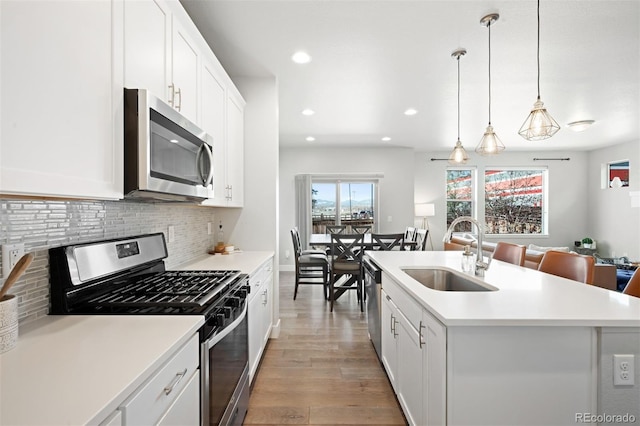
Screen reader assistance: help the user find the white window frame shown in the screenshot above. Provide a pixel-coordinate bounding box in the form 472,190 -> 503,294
446,167 -> 477,228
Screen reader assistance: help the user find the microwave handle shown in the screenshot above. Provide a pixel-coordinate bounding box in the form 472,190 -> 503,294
196,143 -> 214,186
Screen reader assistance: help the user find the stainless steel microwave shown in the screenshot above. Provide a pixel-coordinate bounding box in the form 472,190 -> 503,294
124,88 -> 213,202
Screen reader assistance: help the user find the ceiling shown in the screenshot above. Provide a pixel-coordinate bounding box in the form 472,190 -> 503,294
180,0 -> 639,153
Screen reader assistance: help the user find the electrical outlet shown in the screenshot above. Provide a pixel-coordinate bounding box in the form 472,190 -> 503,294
168,226 -> 175,243
2,243 -> 26,278
613,354 -> 635,386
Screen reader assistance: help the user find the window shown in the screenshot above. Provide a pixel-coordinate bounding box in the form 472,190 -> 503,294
607,160 -> 629,188
446,168 -> 476,231
311,180 -> 377,233
484,168 -> 547,235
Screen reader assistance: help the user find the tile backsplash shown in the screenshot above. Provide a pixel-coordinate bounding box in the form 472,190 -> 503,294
0,199 -> 217,324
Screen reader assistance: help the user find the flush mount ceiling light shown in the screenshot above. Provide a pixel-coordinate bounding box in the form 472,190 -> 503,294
305,136 -> 315,142
476,13 -> 505,156
518,0 -> 560,141
567,120 -> 595,132
301,108 -> 315,116
291,51 -> 311,64
448,48 -> 469,165
381,136 -> 391,142
404,108 -> 418,116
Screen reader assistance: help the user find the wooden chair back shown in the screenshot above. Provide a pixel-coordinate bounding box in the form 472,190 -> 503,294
326,225 -> 347,234
371,233 -> 405,251
413,229 -> 428,251
330,233 -> 365,266
538,250 -> 595,284
404,226 -> 416,243
622,268 -> 640,297
351,225 -> 371,234
493,242 -> 526,266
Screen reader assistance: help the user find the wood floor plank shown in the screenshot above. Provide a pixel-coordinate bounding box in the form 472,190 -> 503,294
246,271 -> 407,425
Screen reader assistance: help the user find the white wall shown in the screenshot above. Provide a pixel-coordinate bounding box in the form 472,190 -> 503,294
414,150 -> 590,250
587,140 -> 640,260
279,146 -> 414,269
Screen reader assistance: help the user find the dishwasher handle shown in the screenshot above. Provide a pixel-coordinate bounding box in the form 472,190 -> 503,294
363,258 -> 381,283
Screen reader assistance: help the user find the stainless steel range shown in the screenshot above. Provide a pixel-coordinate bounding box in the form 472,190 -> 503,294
49,233 -> 249,426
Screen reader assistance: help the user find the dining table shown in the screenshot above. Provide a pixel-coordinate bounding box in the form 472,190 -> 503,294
308,233 -> 416,303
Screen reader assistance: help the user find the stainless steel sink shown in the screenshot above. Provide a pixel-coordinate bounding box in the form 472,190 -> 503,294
401,268 -> 497,292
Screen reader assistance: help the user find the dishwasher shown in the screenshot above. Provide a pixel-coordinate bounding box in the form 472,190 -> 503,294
363,257 -> 382,360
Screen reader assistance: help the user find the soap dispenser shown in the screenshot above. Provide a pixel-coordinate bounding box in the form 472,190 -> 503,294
217,221 -> 224,245
461,245 -> 475,273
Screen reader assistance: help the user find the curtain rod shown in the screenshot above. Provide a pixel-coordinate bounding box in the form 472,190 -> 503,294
533,157 -> 570,161
430,158 -> 449,161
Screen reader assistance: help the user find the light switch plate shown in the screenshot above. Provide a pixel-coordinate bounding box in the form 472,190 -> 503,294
613,354 -> 635,386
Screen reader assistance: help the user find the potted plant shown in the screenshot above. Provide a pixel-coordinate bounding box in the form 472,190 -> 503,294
581,237 -> 594,249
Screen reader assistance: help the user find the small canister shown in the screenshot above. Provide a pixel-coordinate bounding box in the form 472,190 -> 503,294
461,245 -> 476,273
0,294 -> 19,353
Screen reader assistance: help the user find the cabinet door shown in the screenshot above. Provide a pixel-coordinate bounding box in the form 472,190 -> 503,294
248,288 -> 262,383
396,311 -> 423,426
200,61 -> 227,205
0,0 -> 123,200
171,17 -> 199,124
261,272 -> 274,346
123,0 -> 171,101
157,369 -> 200,426
422,310 -> 447,426
225,92 -> 245,207
380,290 -> 398,390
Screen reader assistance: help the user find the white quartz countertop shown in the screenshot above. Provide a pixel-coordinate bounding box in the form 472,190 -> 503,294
366,251 -> 640,327
0,315 -> 203,426
174,251 -> 274,275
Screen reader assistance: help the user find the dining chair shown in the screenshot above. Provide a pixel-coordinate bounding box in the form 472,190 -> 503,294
492,242 -> 526,266
329,233 -> 365,312
404,226 -> 416,243
412,229 -> 428,251
351,225 -> 371,234
292,227 -> 325,255
538,250 -> 595,284
290,229 -> 330,300
326,225 -> 347,234
622,268 -> 640,298
371,233 -> 405,251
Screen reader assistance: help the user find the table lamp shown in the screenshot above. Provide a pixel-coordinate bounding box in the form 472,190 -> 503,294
415,203 -> 435,250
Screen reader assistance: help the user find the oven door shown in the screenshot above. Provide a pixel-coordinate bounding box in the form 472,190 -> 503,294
201,303 -> 249,426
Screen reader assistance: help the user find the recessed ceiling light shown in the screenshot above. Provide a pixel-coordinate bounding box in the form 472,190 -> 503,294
381,137 -> 391,142
404,108 -> 418,116
567,120 -> 595,132
306,136 -> 315,142
302,109 -> 315,116
169,139 -> 179,144
291,51 -> 312,64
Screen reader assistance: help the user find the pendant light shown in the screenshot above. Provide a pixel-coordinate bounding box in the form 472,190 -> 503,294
448,49 -> 469,165
518,0 -> 559,140
476,13 -> 505,156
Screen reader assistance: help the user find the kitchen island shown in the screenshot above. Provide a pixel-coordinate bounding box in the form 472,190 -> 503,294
366,251 -> 640,426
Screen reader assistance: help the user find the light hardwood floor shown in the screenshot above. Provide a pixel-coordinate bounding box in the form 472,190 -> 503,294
244,271 -> 407,426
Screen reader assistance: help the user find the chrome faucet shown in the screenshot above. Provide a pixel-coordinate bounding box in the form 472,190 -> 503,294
443,216 -> 491,276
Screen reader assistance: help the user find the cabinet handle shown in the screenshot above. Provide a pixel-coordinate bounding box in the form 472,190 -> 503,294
175,87 -> 182,112
168,83 -> 175,107
390,314 -> 398,337
164,368 -> 187,396
262,288 -> 268,305
419,320 -> 425,349
228,185 -> 233,200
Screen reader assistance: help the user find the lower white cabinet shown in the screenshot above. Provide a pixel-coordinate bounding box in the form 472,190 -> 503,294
248,257 -> 274,383
381,276 -> 446,426
119,334 -> 199,425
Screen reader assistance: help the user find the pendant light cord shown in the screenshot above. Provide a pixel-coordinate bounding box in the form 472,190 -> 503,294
457,54 -> 461,140
488,20 -> 492,125
537,0 -> 541,100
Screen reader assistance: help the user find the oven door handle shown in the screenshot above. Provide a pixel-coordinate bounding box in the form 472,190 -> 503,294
203,302 -> 247,351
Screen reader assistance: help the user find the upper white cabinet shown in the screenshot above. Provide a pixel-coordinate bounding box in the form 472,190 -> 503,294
0,0 -> 124,200
124,0 -> 200,124
225,90 -> 245,207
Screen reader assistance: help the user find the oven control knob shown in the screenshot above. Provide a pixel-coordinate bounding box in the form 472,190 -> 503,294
236,289 -> 248,299
215,312 -> 226,327
244,284 -> 251,294
227,297 -> 240,307
223,306 -> 232,318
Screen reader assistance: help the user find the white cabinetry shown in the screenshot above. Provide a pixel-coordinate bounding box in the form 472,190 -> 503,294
119,334 -> 200,426
0,0 -> 123,200
381,273 -> 446,426
248,257 -> 273,382
124,0 -> 199,124
224,91 -> 245,207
